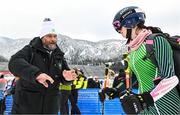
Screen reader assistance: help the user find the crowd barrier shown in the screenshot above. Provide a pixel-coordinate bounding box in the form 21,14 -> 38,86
0,88 -> 138,115
77,88 -> 126,115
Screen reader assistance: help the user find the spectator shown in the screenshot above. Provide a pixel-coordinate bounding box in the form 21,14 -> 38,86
0,75 -> 7,91
59,68 -> 87,115
59,83 -> 71,114
93,76 -> 102,88
104,69 -> 115,88
87,76 -> 101,88
69,68 -> 87,115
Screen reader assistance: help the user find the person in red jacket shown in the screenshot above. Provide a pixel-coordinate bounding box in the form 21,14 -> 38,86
0,75 -> 7,91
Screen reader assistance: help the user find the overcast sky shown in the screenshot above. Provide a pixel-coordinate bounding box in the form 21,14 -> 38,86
0,0 -> 179,42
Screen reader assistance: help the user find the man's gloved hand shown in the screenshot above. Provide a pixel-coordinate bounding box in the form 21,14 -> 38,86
120,91 -> 154,114
98,92 -> 106,103
108,88 -> 117,99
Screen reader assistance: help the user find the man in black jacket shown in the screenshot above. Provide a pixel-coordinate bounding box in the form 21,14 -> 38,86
8,18 -> 77,114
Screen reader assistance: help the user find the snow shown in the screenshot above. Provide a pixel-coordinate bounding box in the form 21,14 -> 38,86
0,34 -> 127,62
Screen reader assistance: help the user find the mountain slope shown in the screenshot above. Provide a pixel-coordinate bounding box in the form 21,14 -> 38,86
0,35 -> 127,63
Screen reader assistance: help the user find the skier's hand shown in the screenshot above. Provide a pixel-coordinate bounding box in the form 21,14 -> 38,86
36,73 -> 54,88
120,91 -> 154,114
108,88 -> 118,99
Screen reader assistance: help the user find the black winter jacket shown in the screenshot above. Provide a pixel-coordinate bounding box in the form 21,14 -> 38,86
8,37 -> 71,93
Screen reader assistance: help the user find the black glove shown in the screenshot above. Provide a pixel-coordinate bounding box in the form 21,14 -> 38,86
120,92 -> 154,114
107,88 -> 118,99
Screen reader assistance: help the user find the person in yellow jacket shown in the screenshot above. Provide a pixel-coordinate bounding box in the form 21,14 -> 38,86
59,68 -> 87,115
69,68 -> 87,115
59,83 -> 72,114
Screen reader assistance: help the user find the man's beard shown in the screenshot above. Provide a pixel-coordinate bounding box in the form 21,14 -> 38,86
44,44 -> 57,51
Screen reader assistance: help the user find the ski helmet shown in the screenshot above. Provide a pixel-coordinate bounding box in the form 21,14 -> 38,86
112,6 -> 146,33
